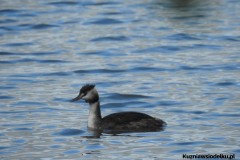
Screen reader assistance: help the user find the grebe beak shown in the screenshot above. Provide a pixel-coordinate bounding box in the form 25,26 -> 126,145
71,93 -> 84,102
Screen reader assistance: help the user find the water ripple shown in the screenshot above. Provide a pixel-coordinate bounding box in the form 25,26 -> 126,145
101,11 -> 133,16
48,1 -> 119,6
0,86 -> 16,90
172,15 -> 206,20
210,113 -> 240,117
0,58 -> 68,64
1,23 -> 58,32
74,69 -> 125,74
170,149 -> 194,154
0,19 -> 17,24
0,9 -> 21,14
166,109 -> 206,115
192,44 -> 222,50
134,45 -> 182,53
102,101 -> 149,109
0,95 -> 14,99
85,1 -> 120,6
72,64 -> 240,75
84,18 -> 123,25
14,127 -> 32,131
48,1 -> 79,6
210,81 -> 238,87
107,93 -> 151,100
46,71 -> 71,76
165,33 -> 201,41
130,66 -> 173,72
13,101 -> 46,107
0,51 -> 61,56
179,63 -> 240,71
2,42 -> 33,47
31,24 -> 59,30
53,129 -> 84,136
134,44 -> 223,53
90,36 -> 130,42
63,150 -> 80,155
0,146 -> 11,150
8,71 -> 70,78
80,50 -> 125,56
1,123 -> 34,127
171,141 -> 206,146
156,101 -> 184,106
220,35 -> 240,42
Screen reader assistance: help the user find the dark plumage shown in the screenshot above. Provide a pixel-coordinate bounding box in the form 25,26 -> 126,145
101,112 -> 166,133
72,84 -> 166,134
80,84 -> 95,95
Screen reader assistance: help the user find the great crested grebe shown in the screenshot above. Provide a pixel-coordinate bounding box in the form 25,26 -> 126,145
71,84 -> 166,133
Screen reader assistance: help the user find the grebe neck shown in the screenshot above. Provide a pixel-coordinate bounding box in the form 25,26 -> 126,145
88,101 -> 102,129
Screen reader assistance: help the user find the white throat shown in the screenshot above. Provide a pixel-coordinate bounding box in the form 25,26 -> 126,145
88,101 -> 102,129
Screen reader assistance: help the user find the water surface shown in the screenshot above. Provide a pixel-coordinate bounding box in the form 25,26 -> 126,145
0,0 -> 240,159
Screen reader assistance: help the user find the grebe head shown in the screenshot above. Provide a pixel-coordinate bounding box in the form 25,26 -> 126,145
71,84 -> 99,103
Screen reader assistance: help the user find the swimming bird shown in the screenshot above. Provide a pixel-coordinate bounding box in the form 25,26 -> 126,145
71,84 -> 166,133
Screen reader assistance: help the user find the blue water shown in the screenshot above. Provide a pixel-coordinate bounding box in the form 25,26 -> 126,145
0,0 -> 240,159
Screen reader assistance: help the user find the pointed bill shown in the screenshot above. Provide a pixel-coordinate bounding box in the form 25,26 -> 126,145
71,93 -> 84,102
